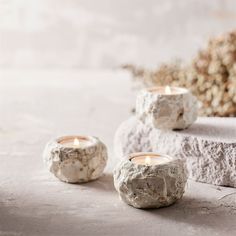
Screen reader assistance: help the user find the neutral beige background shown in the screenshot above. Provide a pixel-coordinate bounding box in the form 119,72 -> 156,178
1,0 -> 236,68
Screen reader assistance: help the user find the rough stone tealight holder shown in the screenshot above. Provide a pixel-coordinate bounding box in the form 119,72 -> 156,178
113,152 -> 187,209
43,135 -> 108,183
136,86 -> 198,130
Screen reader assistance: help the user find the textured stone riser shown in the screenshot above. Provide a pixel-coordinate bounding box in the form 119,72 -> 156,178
114,117 -> 236,187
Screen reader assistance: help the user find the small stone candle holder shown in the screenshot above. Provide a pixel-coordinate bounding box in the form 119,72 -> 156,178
113,152 -> 187,209
43,135 -> 108,183
136,86 -> 198,130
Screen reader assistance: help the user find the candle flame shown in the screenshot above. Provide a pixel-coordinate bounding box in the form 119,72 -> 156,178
73,138 -> 80,146
145,156 -> 151,165
165,86 -> 171,94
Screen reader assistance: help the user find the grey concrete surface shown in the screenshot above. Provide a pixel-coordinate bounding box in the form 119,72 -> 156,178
0,69 -> 235,236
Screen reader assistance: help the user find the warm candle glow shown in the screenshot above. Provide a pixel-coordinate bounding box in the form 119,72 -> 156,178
73,138 -> 80,146
165,86 -> 171,94
131,153 -> 171,166
58,136 -> 93,148
145,156 -> 151,165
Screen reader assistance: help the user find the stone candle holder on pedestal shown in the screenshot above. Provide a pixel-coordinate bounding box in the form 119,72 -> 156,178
136,87 -> 198,130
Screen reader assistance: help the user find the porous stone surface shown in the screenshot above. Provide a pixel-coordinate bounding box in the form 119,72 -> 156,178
113,155 -> 187,208
114,117 -> 236,187
43,136 -> 108,183
136,88 -> 198,129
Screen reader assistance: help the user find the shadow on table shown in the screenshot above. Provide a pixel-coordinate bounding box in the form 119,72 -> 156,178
0,199 -> 95,236
144,195 -> 236,231
83,172 -> 115,192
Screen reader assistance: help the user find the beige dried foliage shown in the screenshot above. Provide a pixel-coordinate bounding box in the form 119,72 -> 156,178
123,31 -> 236,117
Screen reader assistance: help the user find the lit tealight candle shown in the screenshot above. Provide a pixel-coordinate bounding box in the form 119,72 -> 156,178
148,86 -> 187,95
58,136 -> 92,148
136,85 -> 198,129
43,135 -> 108,183
131,153 -> 171,166
113,152 -> 187,209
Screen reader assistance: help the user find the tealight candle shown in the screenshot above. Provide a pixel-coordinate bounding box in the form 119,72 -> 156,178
148,86 -> 185,95
131,153 -> 171,166
58,136 -> 92,148
136,86 -> 198,130
43,135 -> 108,183
113,152 -> 187,209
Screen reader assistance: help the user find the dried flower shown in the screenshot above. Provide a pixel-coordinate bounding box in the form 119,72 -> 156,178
123,31 -> 236,117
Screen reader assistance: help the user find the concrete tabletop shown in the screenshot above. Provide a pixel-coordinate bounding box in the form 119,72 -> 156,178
0,69 -> 235,236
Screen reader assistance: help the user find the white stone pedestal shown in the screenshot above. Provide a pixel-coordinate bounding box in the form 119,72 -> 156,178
114,117 -> 236,187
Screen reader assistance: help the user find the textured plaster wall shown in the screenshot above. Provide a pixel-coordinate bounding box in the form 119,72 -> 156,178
1,0 -> 236,68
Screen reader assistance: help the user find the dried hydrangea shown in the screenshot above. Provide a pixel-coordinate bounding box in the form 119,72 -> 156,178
124,31 -> 236,117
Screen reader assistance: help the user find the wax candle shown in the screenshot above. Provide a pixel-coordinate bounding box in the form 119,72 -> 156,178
148,86 -> 188,95
131,153 -> 171,166
58,136 -> 92,148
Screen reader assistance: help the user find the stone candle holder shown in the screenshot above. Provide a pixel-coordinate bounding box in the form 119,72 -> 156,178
113,152 -> 187,209
43,135 -> 108,183
136,86 -> 198,130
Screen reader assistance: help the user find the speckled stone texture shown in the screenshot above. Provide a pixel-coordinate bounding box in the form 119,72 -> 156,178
136,88 -> 198,129
114,117 -> 236,187
43,136 -> 108,183
113,154 -> 187,208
